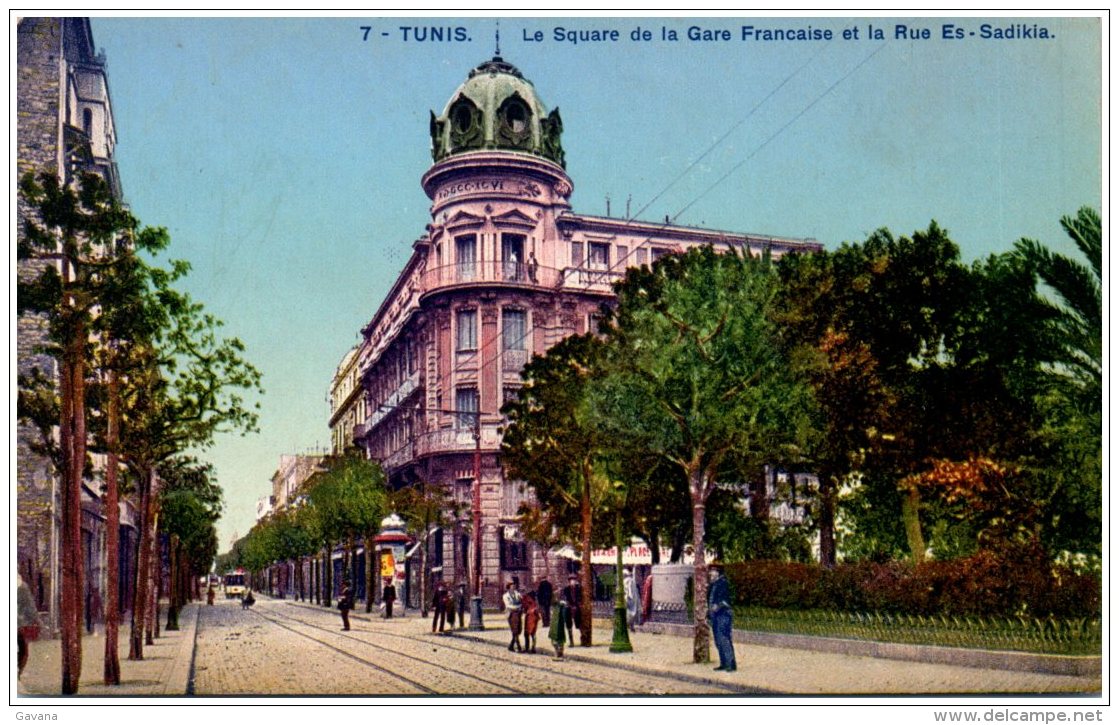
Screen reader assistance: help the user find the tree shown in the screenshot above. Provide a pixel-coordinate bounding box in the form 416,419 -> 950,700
157,458 -> 222,630
1013,208 -> 1102,558
1014,207 -> 1102,407
18,170 -> 171,694
596,246 -> 808,663
118,286 -> 262,660
502,334 -> 614,646
778,223 -> 1069,564
303,453 -> 388,608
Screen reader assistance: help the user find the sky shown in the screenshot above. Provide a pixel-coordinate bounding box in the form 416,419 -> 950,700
83,13 -> 1103,552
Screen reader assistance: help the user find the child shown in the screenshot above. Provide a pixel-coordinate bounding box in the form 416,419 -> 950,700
549,598 -> 569,660
522,592 -> 540,653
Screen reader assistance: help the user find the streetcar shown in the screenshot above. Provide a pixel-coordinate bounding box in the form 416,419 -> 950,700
223,569 -> 248,599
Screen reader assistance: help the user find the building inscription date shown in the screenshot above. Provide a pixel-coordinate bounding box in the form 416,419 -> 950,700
361,23 -> 1054,46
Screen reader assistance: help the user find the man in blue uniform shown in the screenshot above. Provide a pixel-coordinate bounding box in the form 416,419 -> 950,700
707,564 -> 736,672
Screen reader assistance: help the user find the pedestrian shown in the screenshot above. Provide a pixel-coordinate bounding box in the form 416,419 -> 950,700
454,582 -> 468,628
536,577 -> 553,627
383,578 -> 397,619
562,575 -> 582,646
339,579 -> 354,631
17,573 -> 40,679
431,580 -> 449,633
640,572 -> 654,623
241,589 -> 255,609
548,597 -> 568,660
522,591 -> 540,653
707,564 -> 737,672
503,581 -> 523,652
207,585 -> 215,606
623,568 -> 639,631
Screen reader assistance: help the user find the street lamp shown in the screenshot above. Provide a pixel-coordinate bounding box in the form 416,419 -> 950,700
468,411 -> 484,631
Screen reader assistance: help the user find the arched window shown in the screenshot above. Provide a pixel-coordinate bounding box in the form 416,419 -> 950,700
497,95 -> 532,149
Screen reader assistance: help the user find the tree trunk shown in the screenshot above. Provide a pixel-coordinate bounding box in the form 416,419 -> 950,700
166,536 -> 180,630
901,483 -> 926,565
323,545 -> 333,608
364,535 -> 374,612
579,462 -> 593,647
103,368 -> 121,684
419,529 -> 428,617
147,525 -> 160,644
689,466 -> 711,664
129,468 -> 155,660
59,341 -> 86,695
817,473 -> 837,569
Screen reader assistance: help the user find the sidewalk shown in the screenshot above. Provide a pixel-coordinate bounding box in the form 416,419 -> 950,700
317,601 -> 1102,695
16,602 -> 200,698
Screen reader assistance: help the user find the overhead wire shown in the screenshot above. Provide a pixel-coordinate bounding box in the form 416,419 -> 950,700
364,41 -> 887,441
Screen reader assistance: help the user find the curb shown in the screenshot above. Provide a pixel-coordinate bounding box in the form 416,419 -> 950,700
637,622 -> 1102,677
280,599 -> 763,693
178,603 -> 202,695
432,627 -> 767,694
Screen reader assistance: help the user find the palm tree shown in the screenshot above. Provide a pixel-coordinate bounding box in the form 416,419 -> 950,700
1014,207 -> 1102,406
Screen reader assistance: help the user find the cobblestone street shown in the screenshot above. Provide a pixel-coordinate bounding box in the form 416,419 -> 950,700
16,597 -> 1100,698
190,598 -> 749,695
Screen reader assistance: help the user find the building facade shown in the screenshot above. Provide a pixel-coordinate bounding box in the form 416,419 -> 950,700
347,56 -> 822,604
328,345 -> 362,456
270,453 -> 326,511
16,17 -> 130,633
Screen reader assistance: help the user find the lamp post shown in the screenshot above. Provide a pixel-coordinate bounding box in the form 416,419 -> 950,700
468,411 -> 484,630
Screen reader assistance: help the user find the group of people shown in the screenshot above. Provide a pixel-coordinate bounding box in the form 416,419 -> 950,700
500,575 -> 591,660
430,581 -> 469,633
336,565 -> 737,673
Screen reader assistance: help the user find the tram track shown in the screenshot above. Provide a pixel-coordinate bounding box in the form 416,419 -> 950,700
246,607 -> 442,694
252,606 -> 534,694
263,603 -> 753,695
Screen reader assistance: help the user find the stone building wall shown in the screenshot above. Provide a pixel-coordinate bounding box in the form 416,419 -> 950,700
17,17 -> 66,626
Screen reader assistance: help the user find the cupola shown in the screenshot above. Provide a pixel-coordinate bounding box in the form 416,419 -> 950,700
430,56 -> 565,167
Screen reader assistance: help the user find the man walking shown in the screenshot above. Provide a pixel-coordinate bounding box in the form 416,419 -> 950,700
562,575 -> 582,646
431,580 -> 449,633
383,578 -> 397,619
503,582 -> 523,652
339,579 -> 354,631
454,582 -> 468,628
536,577 -> 553,627
707,564 -> 737,672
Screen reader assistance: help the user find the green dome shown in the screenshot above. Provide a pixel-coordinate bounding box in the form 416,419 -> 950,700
430,56 -> 565,167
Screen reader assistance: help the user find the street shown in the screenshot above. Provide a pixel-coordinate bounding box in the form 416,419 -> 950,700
190,598 -> 751,695
16,598 -> 1100,697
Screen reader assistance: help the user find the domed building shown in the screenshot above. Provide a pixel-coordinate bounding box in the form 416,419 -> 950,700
335,55 -> 821,610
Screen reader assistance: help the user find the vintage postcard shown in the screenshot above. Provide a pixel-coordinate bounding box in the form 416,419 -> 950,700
14,11 -> 1104,718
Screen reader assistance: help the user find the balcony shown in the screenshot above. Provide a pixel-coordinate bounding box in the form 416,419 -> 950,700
380,441 -> 415,473
414,423 -> 503,458
501,349 -> 528,371
366,371 -> 422,430
420,261 -> 560,297
558,266 -> 624,294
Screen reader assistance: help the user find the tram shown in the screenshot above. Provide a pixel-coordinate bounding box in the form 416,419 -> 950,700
223,568 -> 248,599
